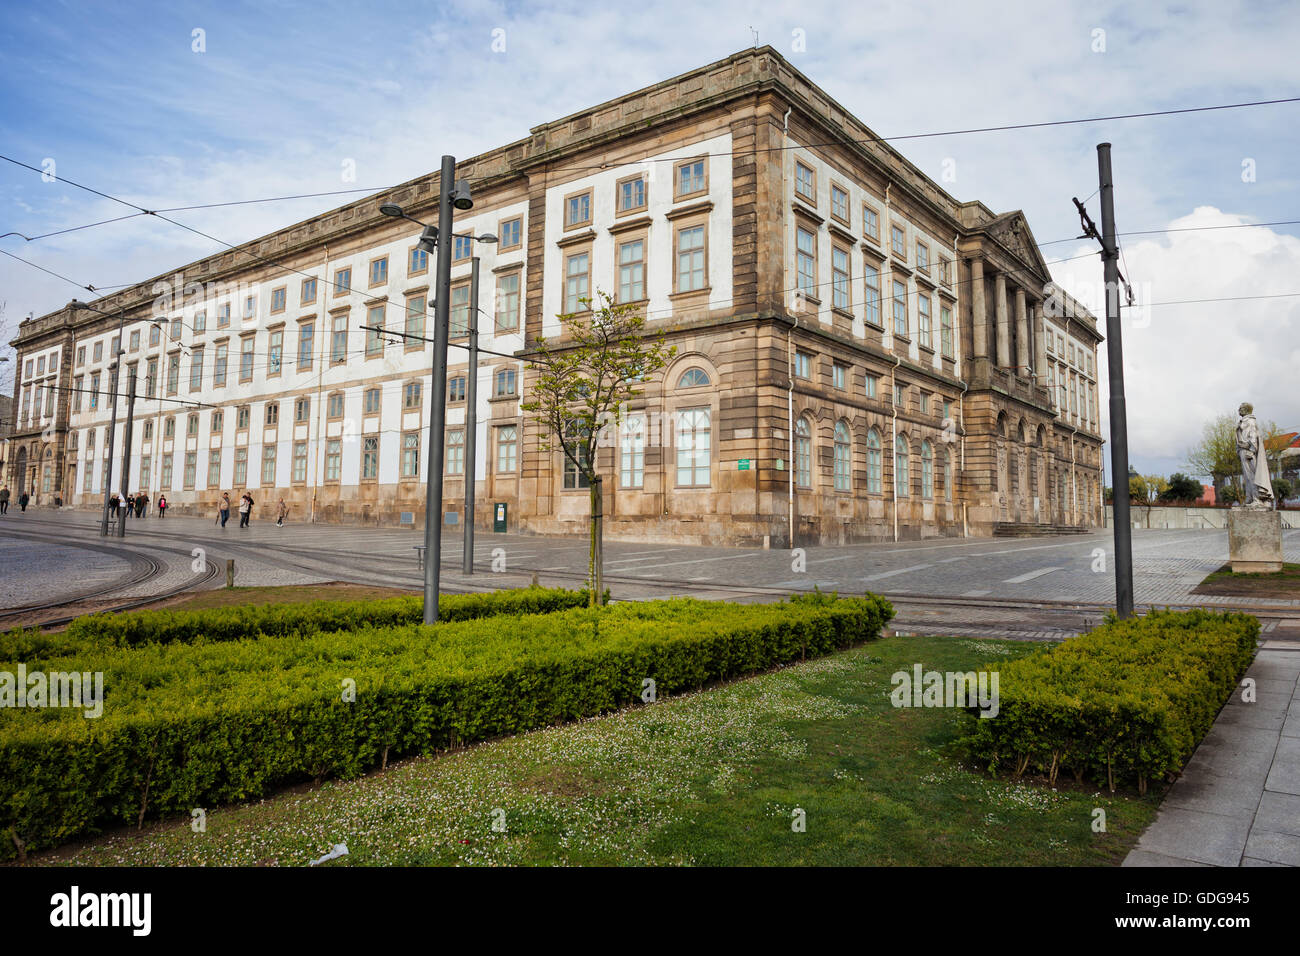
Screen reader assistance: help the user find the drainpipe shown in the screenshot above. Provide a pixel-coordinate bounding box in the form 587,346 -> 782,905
890,354 -> 901,543
958,378 -> 968,537
787,314 -> 797,549
311,243 -> 329,523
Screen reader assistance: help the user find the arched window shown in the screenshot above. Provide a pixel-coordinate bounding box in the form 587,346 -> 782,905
895,434 -> 910,497
944,448 -> 953,502
921,440 -> 934,499
833,422 -> 851,492
866,428 -> 882,494
678,367 -> 710,389
795,417 -> 812,488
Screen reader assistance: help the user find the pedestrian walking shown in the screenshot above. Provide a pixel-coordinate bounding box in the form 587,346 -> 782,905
18,492 -> 30,513
138,493 -> 148,517
109,493 -> 120,522
0,485 -> 9,515
276,498 -> 289,527
157,495 -> 167,518
219,493 -> 231,528
238,492 -> 253,528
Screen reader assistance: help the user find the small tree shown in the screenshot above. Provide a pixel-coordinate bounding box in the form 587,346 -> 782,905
1184,414 -> 1239,494
1129,473 -> 1167,524
1159,472 -> 1203,503
1273,476 -> 1293,504
523,290 -> 674,606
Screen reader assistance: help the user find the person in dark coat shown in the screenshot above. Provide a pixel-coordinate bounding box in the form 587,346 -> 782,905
18,492 -> 30,512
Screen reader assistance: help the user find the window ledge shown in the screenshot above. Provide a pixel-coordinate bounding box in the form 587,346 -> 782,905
665,200 -> 713,221
556,228 -> 596,249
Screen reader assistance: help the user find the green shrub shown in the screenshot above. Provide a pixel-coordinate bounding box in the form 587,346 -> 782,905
959,608 -> 1258,793
0,594 -> 892,859
2,587 -> 594,662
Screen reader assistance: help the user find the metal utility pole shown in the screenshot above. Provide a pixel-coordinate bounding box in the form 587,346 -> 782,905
423,155 -> 456,623
116,367 -> 137,537
99,316 -> 127,537
463,256 -> 479,574
1097,143 -> 1134,618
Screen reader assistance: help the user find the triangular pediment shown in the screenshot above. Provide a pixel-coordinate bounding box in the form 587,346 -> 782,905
983,211 -> 1053,281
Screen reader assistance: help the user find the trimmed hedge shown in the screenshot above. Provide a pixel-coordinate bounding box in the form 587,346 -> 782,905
0,592 -> 892,859
959,608 -> 1259,793
2,587 -> 594,662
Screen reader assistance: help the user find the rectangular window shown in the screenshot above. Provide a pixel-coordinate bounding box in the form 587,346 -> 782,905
676,226 -> 706,293
565,252 -> 590,313
161,454 -> 173,490
891,224 -> 907,259
916,242 -> 930,275
675,408 -> 710,486
211,410 -> 223,434
369,257 -> 388,286
495,368 -> 516,396
892,280 -> 908,337
327,393 -> 344,419
794,162 -> 815,201
89,371 -> 101,410
213,345 -> 227,387
167,353 -> 180,395
77,346 -> 86,367
563,424 -> 590,490
72,375 -> 84,412
168,320 -> 181,342
939,258 -> 952,285
675,159 -> 706,199
325,439 -> 342,481
496,425 -> 517,473
565,190 -> 591,228
832,246 -> 850,310
618,239 -> 645,303
140,454 -> 152,490
237,405 -> 250,430
403,381 -> 422,410
864,207 -> 881,242
495,274 -> 520,331
918,294 -> 932,350
409,247 -> 428,275
129,329 -> 141,350
448,376 -> 466,403
271,287 -> 286,313
265,402 -> 279,426
233,447 -> 247,486
240,335 -> 255,382
831,185 -> 849,224
184,451 -> 197,489
864,262 -> 882,327
401,431 -> 421,478
796,227 -> 816,296
406,295 -> 427,342
450,284 -> 470,337
894,383 -> 906,408
446,428 -> 465,475
189,347 -> 204,390
454,235 -> 473,261
795,351 -> 812,379
620,414 -> 645,489
366,304 -> 386,356
262,444 -> 276,485
833,363 -> 846,390
298,321 -> 315,372
217,303 -> 231,328
364,388 -> 380,415
334,267 -> 351,295
301,277 -> 317,305
293,441 -> 308,482
617,175 -> 646,214
241,297 -> 255,321
268,329 -> 283,376
187,412 -> 199,437
362,436 -> 379,480
920,392 -> 930,414
940,306 -> 954,358
331,314 -> 347,364
866,374 -> 878,399
499,217 -> 522,250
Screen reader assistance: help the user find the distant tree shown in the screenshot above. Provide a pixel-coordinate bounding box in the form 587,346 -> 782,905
522,290 -> 674,606
1103,486 -> 1113,504
1219,484 -> 1242,507
1274,476 -> 1293,504
1130,473 -> 1168,524
1159,472 -> 1203,503
1184,414 -> 1239,496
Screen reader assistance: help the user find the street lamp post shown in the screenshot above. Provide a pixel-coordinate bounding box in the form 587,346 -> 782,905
71,300 -> 127,537
117,367 -> 137,537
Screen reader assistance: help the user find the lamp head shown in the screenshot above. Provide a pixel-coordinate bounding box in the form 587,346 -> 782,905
379,203 -> 404,218
416,224 -> 439,253
477,233 -> 498,244
451,179 -> 473,211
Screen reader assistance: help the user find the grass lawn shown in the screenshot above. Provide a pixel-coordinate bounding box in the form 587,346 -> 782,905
151,582 -> 417,612
1193,562 -> 1300,598
38,633 -> 1160,867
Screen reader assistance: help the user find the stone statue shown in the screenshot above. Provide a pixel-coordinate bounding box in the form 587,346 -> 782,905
1236,403 -> 1274,508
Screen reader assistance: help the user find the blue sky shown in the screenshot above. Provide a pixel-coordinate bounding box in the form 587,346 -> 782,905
3,0 -> 1299,480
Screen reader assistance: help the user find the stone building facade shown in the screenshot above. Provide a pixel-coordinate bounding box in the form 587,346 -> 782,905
6,46 -> 1104,544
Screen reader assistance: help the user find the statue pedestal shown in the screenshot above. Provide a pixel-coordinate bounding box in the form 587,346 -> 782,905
1228,509 -> 1284,573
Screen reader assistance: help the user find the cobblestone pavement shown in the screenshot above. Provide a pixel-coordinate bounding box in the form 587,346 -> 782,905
0,534 -> 132,609
1124,647 -> 1300,868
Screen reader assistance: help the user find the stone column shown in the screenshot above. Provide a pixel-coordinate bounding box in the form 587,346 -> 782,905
970,258 -> 988,359
1014,287 -> 1029,373
994,272 -> 1010,368
1033,300 -> 1047,379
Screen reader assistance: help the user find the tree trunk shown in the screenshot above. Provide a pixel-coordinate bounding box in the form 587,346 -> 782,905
589,476 -> 604,606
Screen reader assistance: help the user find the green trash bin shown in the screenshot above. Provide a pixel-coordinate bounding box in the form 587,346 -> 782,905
493,502 -> 507,533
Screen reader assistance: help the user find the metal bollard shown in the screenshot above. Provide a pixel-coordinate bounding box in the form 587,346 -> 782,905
226,558 -> 235,589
